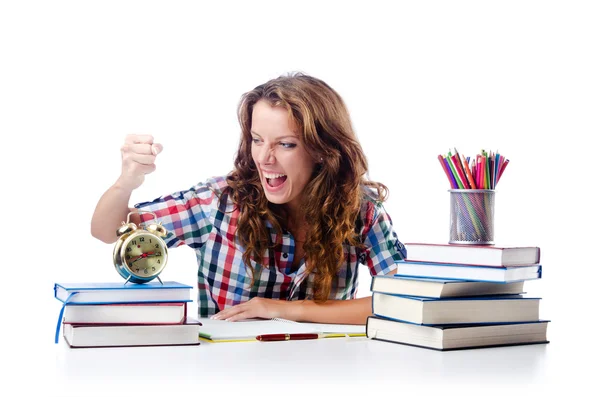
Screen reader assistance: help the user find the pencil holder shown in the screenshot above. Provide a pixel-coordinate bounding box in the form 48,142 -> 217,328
449,189 -> 495,245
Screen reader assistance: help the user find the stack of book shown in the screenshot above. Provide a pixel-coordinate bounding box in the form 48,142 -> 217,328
366,243 -> 549,351
54,281 -> 200,348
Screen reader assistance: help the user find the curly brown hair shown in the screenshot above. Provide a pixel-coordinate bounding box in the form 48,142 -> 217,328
226,72 -> 388,302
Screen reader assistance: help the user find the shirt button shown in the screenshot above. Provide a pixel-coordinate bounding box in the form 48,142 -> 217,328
282,253 -> 288,259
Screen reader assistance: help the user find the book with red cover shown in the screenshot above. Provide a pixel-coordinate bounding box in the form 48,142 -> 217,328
63,317 -> 201,348
404,243 -> 541,267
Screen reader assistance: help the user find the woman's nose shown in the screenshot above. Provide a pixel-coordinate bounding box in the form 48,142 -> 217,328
259,145 -> 275,164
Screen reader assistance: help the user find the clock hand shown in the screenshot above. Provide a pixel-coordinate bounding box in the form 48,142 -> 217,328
129,252 -> 158,264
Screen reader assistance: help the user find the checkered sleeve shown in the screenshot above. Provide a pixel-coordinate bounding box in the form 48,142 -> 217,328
361,201 -> 407,276
133,176 -> 227,249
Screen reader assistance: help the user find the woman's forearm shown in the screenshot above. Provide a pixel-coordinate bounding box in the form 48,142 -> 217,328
291,296 -> 372,325
90,182 -> 136,244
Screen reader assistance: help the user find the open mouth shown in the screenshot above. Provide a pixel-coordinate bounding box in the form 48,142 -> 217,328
264,172 -> 287,187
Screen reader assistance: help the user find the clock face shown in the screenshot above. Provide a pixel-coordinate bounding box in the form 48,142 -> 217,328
122,232 -> 167,278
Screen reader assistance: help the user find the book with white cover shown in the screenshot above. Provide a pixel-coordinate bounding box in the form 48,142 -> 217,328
370,275 -> 525,298
63,318 -> 201,348
63,302 -> 187,325
404,243 -> 541,267
366,316 -> 549,351
395,261 -> 541,283
372,292 -> 540,325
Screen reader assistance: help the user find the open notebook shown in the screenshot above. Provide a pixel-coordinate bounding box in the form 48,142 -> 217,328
198,317 -> 366,342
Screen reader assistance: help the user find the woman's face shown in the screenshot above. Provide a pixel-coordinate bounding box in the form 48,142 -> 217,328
250,100 -> 317,212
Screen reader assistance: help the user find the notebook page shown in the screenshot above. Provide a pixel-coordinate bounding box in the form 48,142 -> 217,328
198,318 -> 316,340
273,318 -> 365,334
198,318 -> 365,341
301,323 -> 365,334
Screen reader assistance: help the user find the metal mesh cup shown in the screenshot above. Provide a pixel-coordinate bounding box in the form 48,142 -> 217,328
449,189 -> 495,245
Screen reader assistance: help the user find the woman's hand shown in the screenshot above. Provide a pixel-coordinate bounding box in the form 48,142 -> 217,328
116,134 -> 163,192
91,134 -> 163,243
211,296 -> 373,324
211,297 -> 299,322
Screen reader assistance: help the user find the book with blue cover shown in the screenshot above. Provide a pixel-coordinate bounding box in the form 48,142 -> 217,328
54,281 -> 193,304
372,291 -> 541,325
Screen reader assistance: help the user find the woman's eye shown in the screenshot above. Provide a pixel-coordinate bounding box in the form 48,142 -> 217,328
251,138 -> 261,144
280,142 -> 296,149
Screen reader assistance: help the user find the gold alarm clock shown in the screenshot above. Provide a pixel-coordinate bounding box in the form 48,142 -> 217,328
113,211 -> 169,284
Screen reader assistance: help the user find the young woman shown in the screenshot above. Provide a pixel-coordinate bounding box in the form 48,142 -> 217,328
91,73 -> 406,325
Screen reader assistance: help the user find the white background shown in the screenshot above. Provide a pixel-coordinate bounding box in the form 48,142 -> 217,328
1,0 -> 598,394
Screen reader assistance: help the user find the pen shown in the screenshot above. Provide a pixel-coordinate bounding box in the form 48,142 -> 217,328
256,333 -> 321,342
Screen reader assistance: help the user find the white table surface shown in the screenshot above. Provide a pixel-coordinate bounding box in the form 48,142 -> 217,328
15,331 -> 584,397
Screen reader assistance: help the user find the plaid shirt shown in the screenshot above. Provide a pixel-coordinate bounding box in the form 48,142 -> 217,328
135,176 -> 406,317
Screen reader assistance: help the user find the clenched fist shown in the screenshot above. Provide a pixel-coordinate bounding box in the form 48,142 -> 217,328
117,134 -> 163,191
